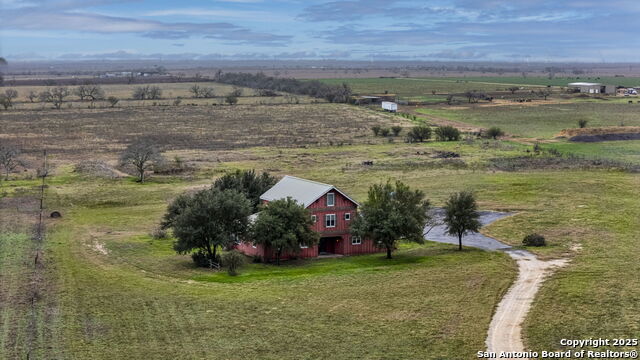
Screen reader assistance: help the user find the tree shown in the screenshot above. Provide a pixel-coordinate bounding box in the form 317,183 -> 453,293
578,119 -> 588,128
119,139 -> 165,182
486,127 -> 504,140
350,180 -> 431,259
406,125 -> 432,142
464,90 -> 479,103
0,146 -> 20,181
371,125 -> 381,136
508,86 -> 519,94
443,191 -> 481,251
251,197 -> 319,265
107,96 -> 119,108
74,83 -> 105,101
189,84 -> 201,98
132,85 -> 162,100
27,91 -> 38,103
132,86 -> 148,100
40,87 -> 69,109
391,126 -> 402,136
537,89 -> 551,100
0,89 -> 18,110
435,126 -> 461,141
170,188 -> 251,267
225,94 -> 238,105
213,169 -> 277,212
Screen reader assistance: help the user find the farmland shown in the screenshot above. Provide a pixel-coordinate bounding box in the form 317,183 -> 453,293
1,75 -> 639,359
416,102 -> 640,138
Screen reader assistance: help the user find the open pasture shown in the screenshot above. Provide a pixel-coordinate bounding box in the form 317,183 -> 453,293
0,104 -> 404,161
321,77 -> 552,97
416,102 -> 640,138
3,81 -> 320,110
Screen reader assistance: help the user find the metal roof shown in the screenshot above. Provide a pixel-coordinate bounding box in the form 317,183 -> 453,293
260,175 -> 359,208
568,82 -> 602,86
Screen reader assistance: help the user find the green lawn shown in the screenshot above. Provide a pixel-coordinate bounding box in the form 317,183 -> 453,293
2,98 -> 640,359
321,77 -> 547,97
41,168 -> 516,359
442,76 -> 640,88
545,140 -> 640,165
417,103 -> 640,138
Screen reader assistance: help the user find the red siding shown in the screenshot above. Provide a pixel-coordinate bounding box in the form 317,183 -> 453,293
236,185 -> 384,261
308,190 -> 356,236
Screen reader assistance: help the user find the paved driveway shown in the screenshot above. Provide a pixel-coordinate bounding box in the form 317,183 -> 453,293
425,210 -> 513,251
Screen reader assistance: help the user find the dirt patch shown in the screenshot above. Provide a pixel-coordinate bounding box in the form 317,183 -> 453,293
74,160 -> 127,179
569,133 -> 640,142
556,126 -> 640,138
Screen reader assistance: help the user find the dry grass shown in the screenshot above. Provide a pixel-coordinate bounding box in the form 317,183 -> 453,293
0,104 -> 406,163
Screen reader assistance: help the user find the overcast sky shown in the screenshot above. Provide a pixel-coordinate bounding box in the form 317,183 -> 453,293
1,0 -> 639,62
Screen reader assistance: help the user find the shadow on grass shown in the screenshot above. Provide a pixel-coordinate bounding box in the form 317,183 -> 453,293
191,244 -> 484,284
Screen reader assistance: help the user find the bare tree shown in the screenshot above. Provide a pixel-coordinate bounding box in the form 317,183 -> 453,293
40,87 -> 70,109
27,90 -> 38,103
107,96 -> 119,107
189,84 -> 201,98
0,89 -> 18,110
200,87 -> 215,98
148,86 -> 162,100
74,83 -> 105,101
508,86 -> 519,94
0,146 -> 20,181
119,140 -> 165,183
132,85 -> 162,100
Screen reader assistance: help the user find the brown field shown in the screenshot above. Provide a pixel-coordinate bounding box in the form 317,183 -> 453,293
4,81 -> 321,109
556,126 -> 640,137
0,104 -> 407,163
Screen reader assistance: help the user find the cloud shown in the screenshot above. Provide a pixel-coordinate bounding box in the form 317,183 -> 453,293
0,6 -> 291,45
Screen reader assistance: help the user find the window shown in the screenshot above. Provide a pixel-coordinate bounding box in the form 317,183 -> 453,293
326,192 -> 335,206
351,236 -> 362,245
344,212 -> 351,221
325,214 -> 336,228
311,215 -> 317,223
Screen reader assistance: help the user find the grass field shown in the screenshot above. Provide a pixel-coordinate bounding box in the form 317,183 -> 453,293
442,76 -> 640,88
545,140 -> 640,165
0,104 -> 406,162
4,81 -> 320,110
2,79 -> 639,358
321,77 -> 549,97
416,103 -> 640,138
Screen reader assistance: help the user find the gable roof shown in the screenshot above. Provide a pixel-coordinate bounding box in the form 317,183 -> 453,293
260,175 -> 359,208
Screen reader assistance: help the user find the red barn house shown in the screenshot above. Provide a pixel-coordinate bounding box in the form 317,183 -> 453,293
236,176 -> 382,260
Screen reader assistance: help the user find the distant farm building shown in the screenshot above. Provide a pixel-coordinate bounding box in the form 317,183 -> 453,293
381,101 -> 398,112
354,93 -> 396,105
568,82 -> 615,94
236,176 -> 383,261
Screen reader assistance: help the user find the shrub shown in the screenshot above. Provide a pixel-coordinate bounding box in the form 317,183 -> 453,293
435,126 -> 461,141
380,128 -> 391,137
150,226 -> 168,240
391,126 -> 402,136
486,127 -> 504,139
371,125 -> 381,136
192,251 -> 222,268
222,250 -> 246,276
578,119 -> 588,128
252,254 -> 263,263
406,125 -> 432,142
522,233 -> 546,247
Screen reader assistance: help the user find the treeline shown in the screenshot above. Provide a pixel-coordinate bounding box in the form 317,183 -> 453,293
214,71 -> 352,103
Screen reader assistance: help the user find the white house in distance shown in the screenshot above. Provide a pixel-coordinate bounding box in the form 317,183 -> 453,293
568,82 -> 616,94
